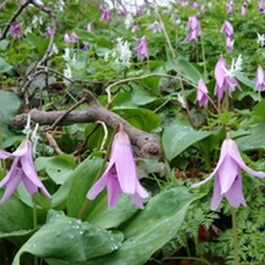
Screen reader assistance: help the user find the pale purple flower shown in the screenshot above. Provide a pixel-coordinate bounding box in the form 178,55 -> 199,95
190,2 -> 198,9
214,56 -> 241,99
83,41 -> 90,50
226,37 -> 234,51
200,4 -> 205,13
148,21 -> 162,33
181,1 -> 188,8
10,24 -> 22,38
196,79 -> 209,107
87,125 -> 148,209
0,139 -> 51,203
221,21 -> 234,37
86,23 -> 92,32
226,1 -> 234,15
70,32 -> 78,43
100,4 -> 112,22
256,65 -> 265,91
64,33 -> 70,43
192,135 -> 265,211
183,16 -> 201,43
137,6 -> 146,16
258,1 -> 264,13
135,37 -> 148,60
44,26 -> 53,38
241,2 -> 247,16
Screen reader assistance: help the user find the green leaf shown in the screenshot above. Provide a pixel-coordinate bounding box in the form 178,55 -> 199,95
131,83 -> 158,105
0,57 -> 12,73
113,108 -> 162,132
26,33 -> 49,56
236,123 -> 265,152
12,210 -> 124,264
162,120 -> 212,160
0,90 -> 20,124
252,99 -> 265,122
52,157 -> 102,208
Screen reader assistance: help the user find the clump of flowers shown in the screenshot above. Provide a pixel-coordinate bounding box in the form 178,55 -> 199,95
221,21 -> 234,51
10,24 -> 23,38
99,4 -> 112,22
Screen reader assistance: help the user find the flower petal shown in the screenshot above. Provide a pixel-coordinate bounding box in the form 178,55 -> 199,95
107,176 -> 122,210
12,140 -> 29,157
0,157 -> 20,188
224,174 -> 247,208
22,174 -> 38,195
130,192 -> 144,209
210,174 -> 223,211
0,150 -> 13,159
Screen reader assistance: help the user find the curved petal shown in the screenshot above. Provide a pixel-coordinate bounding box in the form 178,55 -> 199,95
114,132 -> 137,194
218,155 -> 240,194
0,157 -> 20,188
210,174 -> 223,211
12,140 -> 29,157
224,174 -> 247,208
0,150 -> 13,159
130,192 -> 144,209
135,181 -> 149,198
107,176 -> 122,210
1,171 -> 22,203
22,174 -> 38,195
86,171 -> 110,200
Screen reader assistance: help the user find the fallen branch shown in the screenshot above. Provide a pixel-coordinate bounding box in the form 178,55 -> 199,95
10,90 -> 162,160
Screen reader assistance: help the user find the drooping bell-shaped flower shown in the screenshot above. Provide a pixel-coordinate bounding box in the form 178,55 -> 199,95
87,124 -> 149,210
241,2 -> 247,16
10,24 -> 23,38
183,16 -> 201,43
225,37 -> 234,51
256,65 -> 265,91
148,21 -> 162,33
70,32 -> 78,43
214,56 -> 241,99
44,26 -> 53,38
0,117 -> 51,203
134,37 -> 148,60
258,1 -> 264,13
64,33 -> 70,43
99,4 -> 112,22
221,21 -> 234,37
226,1 -> 234,15
192,134 -> 265,211
196,79 -> 209,107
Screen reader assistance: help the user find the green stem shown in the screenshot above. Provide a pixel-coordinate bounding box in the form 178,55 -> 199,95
231,207 -> 240,265
33,200 -> 38,265
77,125 -> 120,219
200,34 -> 207,81
0,126 -> 5,170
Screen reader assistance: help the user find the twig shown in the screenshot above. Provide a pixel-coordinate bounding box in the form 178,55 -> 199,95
0,0 -> 8,10
95,121 -> 108,151
45,132 -> 64,155
0,0 -> 33,40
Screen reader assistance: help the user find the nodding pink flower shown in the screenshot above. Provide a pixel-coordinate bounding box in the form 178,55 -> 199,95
226,1 -> 234,15
64,33 -> 70,43
44,26 -> 53,38
183,16 -> 201,43
0,139 -> 51,203
190,2 -> 198,9
148,21 -> 162,33
86,23 -> 92,32
10,24 -> 22,38
181,1 -> 188,8
256,65 -> 265,91
241,2 -> 247,16
70,32 -> 78,43
258,1 -> 264,13
192,134 -> 265,211
137,6 -> 146,16
196,79 -> 209,107
226,37 -> 234,51
87,124 -> 149,210
221,21 -> 234,37
200,4 -> 205,13
214,56 -> 241,99
99,4 -> 112,22
83,41 -> 90,50
135,37 -> 148,60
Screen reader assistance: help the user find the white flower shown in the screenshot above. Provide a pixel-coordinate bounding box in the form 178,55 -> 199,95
62,48 -> 71,61
257,33 -> 265,47
124,13 -> 133,29
222,54 -> 243,78
63,64 -> 72,85
177,93 -> 186,109
112,37 -> 132,68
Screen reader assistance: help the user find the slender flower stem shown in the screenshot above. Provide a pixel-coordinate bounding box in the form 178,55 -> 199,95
32,199 -> 38,265
200,34 -> 207,81
0,125 -> 5,170
77,125 -> 120,219
231,207 -> 240,265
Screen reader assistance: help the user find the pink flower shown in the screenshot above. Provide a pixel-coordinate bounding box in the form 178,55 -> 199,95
86,23 -> 92,32
225,36 -> 234,51
0,139 -> 51,203
148,21 -> 162,33
196,79 -> 209,107
70,32 -> 78,43
10,24 -> 22,38
241,2 -> 247,16
87,124 -> 148,209
256,65 -> 265,91
192,135 -> 265,211
135,37 -> 148,60
99,4 -> 112,22
258,1 -> 264,13
183,16 -> 201,43
221,21 -> 234,37
226,1 -> 234,15
64,33 -> 70,43
214,56 -> 241,99
44,26 -> 53,38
